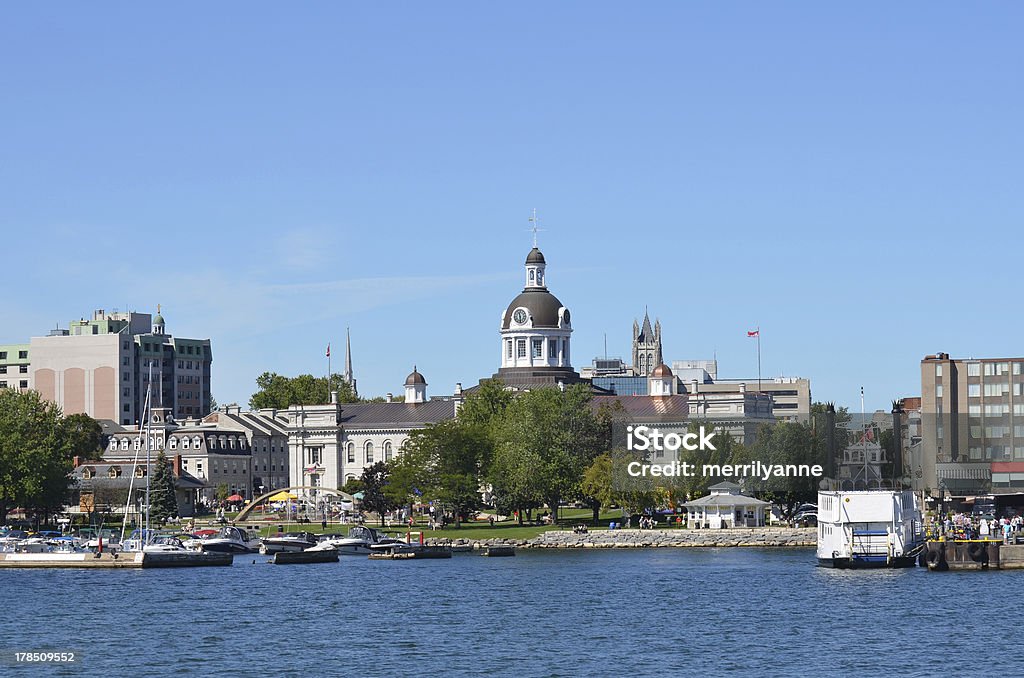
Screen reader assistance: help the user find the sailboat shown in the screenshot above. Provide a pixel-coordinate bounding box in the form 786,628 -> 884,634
116,362 -> 232,566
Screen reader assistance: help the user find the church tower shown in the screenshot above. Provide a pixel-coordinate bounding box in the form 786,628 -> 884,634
632,310 -> 663,376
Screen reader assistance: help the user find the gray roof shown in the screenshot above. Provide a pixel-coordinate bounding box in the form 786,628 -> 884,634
405,367 -> 427,386
502,289 -> 566,329
339,400 -> 456,428
525,247 -> 546,264
73,463 -> 205,490
682,492 -> 769,509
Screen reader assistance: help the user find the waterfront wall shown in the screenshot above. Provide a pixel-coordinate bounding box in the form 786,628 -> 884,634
425,527 -> 816,549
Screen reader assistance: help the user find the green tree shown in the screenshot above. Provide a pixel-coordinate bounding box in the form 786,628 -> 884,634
395,420 -> 486,527
490,385 -> 606,523
581,453 -> 615,524
62,413 -> 104,461
215,483 -> 230,503
0,389 -> 76,524
744,420 -> 824,519
248,372 -> 359,409
148,450 -> 179,525
340,477 -> 365,496
360,461 -> 396,527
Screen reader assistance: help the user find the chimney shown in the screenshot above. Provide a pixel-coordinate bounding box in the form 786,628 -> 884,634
73,456 -> 81,468
738,382 -> 746,393
330,390 -> 338,405
454,382 -> 463,396
173,454 -> 182,477
386,393 -> 393,403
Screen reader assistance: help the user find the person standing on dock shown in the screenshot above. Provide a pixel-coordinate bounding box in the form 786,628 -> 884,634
980,518 -> 990,538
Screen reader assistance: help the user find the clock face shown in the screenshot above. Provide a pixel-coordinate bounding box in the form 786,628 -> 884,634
513,309 -> 527,324
563,309 -> 571,325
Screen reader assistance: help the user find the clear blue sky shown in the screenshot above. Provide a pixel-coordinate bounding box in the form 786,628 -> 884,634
2,3 -> 1022,412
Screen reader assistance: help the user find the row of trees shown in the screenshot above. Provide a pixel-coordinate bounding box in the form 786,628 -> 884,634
248,372 -> 403,410
350,382 -> 841,527
0,389 -> 104,525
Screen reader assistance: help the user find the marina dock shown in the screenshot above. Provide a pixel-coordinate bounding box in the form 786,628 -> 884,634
0,551 -> 233,569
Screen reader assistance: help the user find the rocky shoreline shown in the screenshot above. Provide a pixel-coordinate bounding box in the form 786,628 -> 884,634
425,527 -> 816,549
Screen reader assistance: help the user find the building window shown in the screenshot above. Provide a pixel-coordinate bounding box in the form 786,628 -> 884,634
108,466 -> 121,478
532,339 -> 543,359
935,364 -> 943,377
18,365 -> 26,374
0,352 -> 5,359
969,384 -> 980,397
968,363 -> 981,377
506,340 -> 513,359
936,385 -> 943,398
123,372 -> 130,382
347,442 -> 355,463
517,340 -> 526,358
384,441 -> 393,461
18,351 -> 27,359
365,441 -> 374,464
21,380 -> 30,389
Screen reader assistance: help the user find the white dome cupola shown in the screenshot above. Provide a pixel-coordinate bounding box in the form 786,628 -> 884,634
404,366 -> 427,403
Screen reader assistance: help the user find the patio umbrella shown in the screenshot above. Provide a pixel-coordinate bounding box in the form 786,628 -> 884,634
227,494 -> 243,502
268,491 -> 297,502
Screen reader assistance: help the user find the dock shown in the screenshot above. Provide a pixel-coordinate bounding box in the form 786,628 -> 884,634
368,546 -> 452,560
481,545 -> 516,557
270,548 -> 339,564
923,540 -> 1003,570
0,551 -> 232,569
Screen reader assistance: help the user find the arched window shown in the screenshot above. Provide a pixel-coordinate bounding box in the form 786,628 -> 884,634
109,438 -> 117,450
121,438 -> 129,451
365,441 -> 374,464
529,269 -> 535,282
182,437 -> 190,450
169,437 -> 177,450
639,355 -> 646,373
347,442 -> 355,463
384,441 -> 393,462
133,438 -> 141,451
229,437 -> 236,449
82,467 -> 94,479
135,466 -> 146,478
193,436 -> 202,449
108,466 -> 121,478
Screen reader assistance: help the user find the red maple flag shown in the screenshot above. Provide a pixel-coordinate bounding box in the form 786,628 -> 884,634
747,330 -> 759,337
326,343 -> 331,357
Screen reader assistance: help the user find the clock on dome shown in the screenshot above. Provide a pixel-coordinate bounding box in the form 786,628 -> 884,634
513,309 -> 528,325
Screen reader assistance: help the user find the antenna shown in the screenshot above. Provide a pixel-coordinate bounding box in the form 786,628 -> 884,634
527,208 -> 545,247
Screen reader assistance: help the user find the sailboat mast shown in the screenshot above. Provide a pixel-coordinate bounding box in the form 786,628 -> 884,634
144,360 -> 153,543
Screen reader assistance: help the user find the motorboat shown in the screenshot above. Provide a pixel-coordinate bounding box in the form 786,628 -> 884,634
261,531 -> 319,554
143,535 -> 192,552
199,526 -> 261,553
316,526 -> 404,556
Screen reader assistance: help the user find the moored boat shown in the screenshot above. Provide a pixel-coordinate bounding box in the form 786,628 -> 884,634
816,490 -> 924,568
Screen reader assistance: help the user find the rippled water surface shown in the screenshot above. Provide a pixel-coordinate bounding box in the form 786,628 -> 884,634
0,548 -> 1008,677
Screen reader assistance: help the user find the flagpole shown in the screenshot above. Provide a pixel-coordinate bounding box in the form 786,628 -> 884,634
327,343 -> 332,403
756,326 -> 761,394
861,385 -> 867,488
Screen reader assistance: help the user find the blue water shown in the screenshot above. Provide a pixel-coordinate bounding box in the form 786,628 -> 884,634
0,548 -> 1009,677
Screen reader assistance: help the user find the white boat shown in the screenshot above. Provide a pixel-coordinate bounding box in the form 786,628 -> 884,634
199,526 -> 261,553
261,531 -> 319,554
316,526 -> 404,556
816,490 -> 924,568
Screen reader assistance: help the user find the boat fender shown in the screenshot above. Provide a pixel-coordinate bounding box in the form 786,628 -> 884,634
925,549 -> 942,568
968,543 -> 986,562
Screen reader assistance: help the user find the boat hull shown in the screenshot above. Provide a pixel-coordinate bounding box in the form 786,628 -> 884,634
817,556 -> 918,569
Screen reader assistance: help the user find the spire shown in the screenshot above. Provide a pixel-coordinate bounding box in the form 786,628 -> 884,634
343,327 -> 355,394
640,309 -> 654,341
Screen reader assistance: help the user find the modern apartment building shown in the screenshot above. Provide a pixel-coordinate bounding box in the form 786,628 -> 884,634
3,308 -> 212,425
921,352 -> 1024,496
0,344 -> 31,391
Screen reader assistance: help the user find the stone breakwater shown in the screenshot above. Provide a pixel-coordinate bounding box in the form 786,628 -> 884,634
424,527 -> 816,549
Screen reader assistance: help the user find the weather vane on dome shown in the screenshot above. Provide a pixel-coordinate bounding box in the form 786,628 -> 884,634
527,208 -> 545,248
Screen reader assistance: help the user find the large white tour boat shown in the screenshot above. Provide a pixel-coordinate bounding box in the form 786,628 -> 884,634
816,490 -> 924,568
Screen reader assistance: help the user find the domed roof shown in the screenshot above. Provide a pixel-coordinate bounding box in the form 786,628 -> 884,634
502,289 -> 567,329
650,363 -> 673,378
525,248 -> 546,265
154,314 -> 165,326
405,366 -> 426,386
